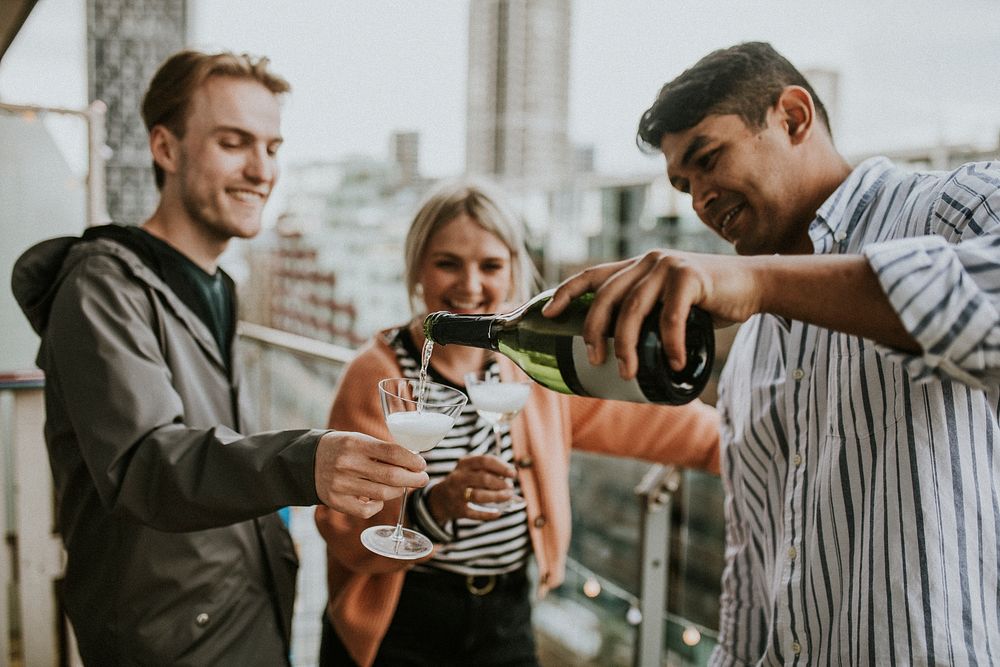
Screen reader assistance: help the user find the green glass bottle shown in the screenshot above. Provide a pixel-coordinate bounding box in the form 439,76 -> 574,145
423,289 -> 714,405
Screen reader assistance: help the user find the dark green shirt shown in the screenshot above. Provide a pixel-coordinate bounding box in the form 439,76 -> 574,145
135,229 -> 234,366
82,224 -> 235,367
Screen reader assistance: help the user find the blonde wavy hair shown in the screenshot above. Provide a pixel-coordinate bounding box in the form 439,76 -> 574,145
404,178 -> 540,315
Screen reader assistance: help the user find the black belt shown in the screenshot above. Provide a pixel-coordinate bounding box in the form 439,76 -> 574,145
407,566 -> 528,597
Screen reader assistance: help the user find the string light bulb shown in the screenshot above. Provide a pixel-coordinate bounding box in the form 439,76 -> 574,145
626,605 -> 642,625
682,625 -> 701,646
582,576 -> 601,598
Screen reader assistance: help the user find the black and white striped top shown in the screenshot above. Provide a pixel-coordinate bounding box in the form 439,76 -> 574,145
391,328 -> 531,577
713,158 -> 1000,665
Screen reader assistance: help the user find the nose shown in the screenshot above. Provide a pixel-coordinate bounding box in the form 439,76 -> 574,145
690,175 -> 717,221
459,265 -> 483,293
244,144 -> 277,184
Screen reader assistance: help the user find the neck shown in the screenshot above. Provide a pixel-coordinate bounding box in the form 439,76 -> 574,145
789,149 -> 854,255
143,203 -> 227,273
409,320 -> 488,385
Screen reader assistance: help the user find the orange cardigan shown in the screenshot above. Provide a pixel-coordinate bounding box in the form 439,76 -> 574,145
315,332 -> 720,667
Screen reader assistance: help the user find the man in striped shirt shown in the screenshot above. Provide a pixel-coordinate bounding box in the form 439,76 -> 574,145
545,42 -> 1000,665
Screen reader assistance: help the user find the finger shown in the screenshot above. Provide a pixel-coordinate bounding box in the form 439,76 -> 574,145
469,470 -> 515,491
454,454 -> 505,473
658,270 -> 704,371
473,487 -> 516,503
465,506 -> 503,521
540,260 -> 628,318
475,455 -> 517,479
323,457 -> 429,500
374,465 -> 431,491
365,440 -> 427,472
325,494 -> 385,519
612,259 -> 674,379
581,254 -> 660,366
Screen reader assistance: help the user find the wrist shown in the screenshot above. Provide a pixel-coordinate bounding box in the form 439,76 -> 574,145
425,483 -> 448,525
747,254 -> 789,316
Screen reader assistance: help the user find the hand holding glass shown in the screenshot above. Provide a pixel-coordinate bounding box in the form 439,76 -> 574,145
361,378 -> 467,559
463,370 -> 531,513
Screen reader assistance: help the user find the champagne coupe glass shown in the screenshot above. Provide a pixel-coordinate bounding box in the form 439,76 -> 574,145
361,378 -> 467,559
463,369 -> 531,512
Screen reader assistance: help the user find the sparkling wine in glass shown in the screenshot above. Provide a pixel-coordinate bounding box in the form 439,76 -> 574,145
360,378 -> 467,560
463,369 -> 531,513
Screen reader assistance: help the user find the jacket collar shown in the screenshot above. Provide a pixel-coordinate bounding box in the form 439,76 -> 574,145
73,236 -> 230,372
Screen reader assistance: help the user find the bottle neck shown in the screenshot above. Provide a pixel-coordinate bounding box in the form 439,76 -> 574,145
423,312 -> 498,351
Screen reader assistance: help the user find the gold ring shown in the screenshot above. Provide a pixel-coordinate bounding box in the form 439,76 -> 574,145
464,487 -> 473,502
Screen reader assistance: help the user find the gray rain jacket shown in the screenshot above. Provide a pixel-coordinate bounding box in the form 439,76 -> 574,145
12,228 -> 325,666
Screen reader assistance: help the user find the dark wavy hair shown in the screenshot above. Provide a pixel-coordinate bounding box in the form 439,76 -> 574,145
637,42 -> 831,152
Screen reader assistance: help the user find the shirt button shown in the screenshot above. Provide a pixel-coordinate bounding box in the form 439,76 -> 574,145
788,546 -> 797,560
791,368 -> 805,380
792,453 -> 802,466
792,641 -> 802,655
533,516 -> 547,528
196,612 -> 209,627
835,230 -> 847,242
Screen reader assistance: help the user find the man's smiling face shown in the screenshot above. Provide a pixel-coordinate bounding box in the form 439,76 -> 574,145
661,110 -> 813,256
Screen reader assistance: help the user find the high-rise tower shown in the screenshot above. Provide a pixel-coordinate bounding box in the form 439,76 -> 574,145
465,0 -> 571,186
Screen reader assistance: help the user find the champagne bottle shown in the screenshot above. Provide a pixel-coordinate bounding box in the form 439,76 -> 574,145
423,289 -> 714,405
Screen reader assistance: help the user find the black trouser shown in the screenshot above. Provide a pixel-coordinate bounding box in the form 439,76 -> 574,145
319,567 -> 539,667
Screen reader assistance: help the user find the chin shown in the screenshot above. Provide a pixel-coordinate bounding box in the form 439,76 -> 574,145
226,217 -> 263,240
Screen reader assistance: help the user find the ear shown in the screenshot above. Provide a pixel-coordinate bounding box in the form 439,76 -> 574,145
149,125 -> 180,180
775,86 -> 815,145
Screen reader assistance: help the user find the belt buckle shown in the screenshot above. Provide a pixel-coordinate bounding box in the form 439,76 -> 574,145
465,574 -> 497,596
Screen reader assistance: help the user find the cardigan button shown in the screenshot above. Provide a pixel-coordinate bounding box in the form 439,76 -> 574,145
517,456 -> 534,469
533,515 -> 547,528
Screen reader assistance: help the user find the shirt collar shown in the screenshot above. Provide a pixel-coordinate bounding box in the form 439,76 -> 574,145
809,156 -> 895,252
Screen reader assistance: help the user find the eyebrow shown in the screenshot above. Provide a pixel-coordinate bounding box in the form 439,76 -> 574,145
214,126 -> 284,144
679,134 -> 711,169
429,251 -> 508,262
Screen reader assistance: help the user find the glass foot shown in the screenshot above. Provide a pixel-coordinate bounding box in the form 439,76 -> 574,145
360,525 -> 433,560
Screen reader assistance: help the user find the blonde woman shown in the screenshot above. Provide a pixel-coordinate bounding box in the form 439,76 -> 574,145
315,178 -> 720,666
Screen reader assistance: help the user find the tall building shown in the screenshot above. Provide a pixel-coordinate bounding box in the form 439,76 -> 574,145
390,130 -> 420,187
87,0 -> 186,225
465,0 -> 572,187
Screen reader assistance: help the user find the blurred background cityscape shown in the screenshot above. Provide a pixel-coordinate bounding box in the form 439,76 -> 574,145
2,0 -> 999,665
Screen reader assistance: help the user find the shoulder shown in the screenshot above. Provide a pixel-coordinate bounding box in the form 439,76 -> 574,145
337,331 -> 404,393
53,244 -> 154,317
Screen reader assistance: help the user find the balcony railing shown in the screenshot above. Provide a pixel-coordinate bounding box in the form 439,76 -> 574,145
2,323 -> 723,666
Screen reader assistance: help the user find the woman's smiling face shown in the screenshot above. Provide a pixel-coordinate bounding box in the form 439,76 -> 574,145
416,213 -> 514,315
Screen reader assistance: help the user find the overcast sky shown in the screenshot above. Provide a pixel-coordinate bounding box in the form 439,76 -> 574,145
3,0 -> 999,179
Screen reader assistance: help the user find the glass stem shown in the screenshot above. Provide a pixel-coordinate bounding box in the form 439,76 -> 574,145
392,488 -> 410,541
492,421 -> 504,458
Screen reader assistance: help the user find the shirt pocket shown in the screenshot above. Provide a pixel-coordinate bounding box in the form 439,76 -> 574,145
824,342 -> 903,440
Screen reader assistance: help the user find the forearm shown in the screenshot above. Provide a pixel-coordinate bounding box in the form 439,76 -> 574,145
752,254 -> 920,352
114,426 -> 323,531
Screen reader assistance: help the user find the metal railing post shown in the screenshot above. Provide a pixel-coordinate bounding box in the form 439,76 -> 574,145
634,464 -> 681,667
84,100 -> 110,227
0,100 -> 111,227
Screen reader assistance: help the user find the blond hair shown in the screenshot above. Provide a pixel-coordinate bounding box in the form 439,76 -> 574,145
404,178 -> 540,315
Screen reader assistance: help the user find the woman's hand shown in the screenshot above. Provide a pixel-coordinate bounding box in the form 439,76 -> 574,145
426,455 -> 516,523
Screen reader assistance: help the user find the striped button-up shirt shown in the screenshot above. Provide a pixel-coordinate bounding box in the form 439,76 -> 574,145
713,158 -> 1000,666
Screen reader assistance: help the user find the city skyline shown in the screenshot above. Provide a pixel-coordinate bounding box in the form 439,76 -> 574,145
2,1 -> 999,185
